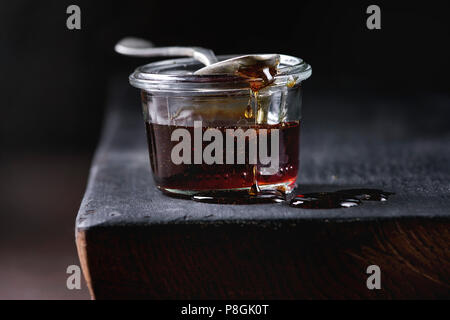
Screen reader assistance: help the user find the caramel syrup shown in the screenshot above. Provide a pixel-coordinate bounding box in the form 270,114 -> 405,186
236,62 -> 278,91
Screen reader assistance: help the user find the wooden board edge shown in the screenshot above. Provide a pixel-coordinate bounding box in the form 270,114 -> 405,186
76,229 -> 96,300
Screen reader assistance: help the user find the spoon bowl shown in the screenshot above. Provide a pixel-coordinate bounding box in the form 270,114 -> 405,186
194,54 -> 280,76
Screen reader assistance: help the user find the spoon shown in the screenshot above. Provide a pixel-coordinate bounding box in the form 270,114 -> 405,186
115,37 -> 279,76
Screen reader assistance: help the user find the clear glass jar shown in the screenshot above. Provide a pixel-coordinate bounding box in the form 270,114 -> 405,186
130,54 -> 311,198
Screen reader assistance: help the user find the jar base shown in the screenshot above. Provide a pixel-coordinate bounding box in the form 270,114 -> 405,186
158,181 -> 296,204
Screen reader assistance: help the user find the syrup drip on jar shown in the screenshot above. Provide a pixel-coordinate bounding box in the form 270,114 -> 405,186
235,60 -> 279,196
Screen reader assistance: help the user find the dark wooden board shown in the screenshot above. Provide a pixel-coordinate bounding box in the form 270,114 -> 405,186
77,219 -> 449,299
76,77 -> 450,299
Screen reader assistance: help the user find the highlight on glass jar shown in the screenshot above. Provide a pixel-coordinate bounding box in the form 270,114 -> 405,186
129,54 -> 311,202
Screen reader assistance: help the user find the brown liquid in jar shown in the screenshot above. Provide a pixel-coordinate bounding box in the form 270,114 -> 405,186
145,121 -> 300,192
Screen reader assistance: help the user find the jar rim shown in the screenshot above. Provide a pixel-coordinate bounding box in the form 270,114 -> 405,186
129,54 -> 311,93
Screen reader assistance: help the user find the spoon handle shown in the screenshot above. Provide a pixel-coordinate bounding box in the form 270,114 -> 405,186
115,38 -> 217,66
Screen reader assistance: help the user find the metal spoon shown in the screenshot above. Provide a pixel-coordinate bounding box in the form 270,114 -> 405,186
115,37 -> 218,66
115,37 -> 279,76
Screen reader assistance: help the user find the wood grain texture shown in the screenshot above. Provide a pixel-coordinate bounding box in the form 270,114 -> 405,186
76,79 -> 450,299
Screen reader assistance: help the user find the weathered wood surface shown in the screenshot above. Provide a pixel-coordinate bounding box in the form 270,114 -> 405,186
76,78 -> 450,299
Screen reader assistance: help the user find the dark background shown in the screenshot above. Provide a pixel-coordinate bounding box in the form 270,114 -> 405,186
0,0 -> 449,299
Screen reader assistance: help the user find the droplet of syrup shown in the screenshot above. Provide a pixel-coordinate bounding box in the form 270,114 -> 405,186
248,183 -> 261,196
244,104 -> 253,119
248,165 -> 260,195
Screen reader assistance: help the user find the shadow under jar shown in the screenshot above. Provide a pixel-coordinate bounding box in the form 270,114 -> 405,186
130,55 -> 311,198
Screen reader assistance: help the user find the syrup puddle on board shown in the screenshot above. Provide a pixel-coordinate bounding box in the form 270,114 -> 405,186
289,189 -> 395,209
192,189 -> 285,205
190,188 -> 394,208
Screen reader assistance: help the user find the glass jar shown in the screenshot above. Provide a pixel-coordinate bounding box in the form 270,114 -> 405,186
130,54 -> 311,198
